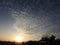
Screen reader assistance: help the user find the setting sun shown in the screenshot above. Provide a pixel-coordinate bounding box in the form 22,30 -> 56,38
15,36 -> 23,42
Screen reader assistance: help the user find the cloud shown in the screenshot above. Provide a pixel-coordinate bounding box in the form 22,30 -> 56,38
11,9 -> 55,40
8,0 -> 60,39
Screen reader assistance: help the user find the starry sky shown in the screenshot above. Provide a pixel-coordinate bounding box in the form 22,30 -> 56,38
0,0 -> 60,41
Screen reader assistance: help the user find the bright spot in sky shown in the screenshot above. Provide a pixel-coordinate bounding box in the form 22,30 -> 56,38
15,36 -> 23,42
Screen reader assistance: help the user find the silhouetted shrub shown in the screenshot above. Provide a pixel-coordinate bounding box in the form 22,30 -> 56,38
0,35 -> 60,45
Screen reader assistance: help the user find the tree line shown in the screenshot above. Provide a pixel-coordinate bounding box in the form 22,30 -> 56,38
0,35 -> 60,45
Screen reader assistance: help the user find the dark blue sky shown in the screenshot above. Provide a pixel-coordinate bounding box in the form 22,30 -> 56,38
0,0 -> 60,41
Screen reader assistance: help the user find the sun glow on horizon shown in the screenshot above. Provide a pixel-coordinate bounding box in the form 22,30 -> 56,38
15,36 -> 23,42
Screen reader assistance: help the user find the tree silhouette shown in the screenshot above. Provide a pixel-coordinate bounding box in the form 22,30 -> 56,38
0,35 -> 60,45
49,35 -> 56,45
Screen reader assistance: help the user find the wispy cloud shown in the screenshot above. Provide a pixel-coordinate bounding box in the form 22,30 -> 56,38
8,0 -> 60,40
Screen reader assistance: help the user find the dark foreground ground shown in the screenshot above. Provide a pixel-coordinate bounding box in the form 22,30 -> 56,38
0,35 -> 60,45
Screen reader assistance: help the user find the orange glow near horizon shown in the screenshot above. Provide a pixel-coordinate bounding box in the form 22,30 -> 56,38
14,36 -> 23,42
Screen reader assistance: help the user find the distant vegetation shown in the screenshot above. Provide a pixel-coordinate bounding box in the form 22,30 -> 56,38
0,35 -> 60,45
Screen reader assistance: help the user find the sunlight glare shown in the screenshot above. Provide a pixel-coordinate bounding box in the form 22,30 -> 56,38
15,36 -> 23,42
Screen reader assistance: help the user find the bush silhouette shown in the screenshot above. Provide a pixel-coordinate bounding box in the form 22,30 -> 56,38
0,35 -> 60,45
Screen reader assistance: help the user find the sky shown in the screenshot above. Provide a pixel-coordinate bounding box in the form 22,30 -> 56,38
0,0 -> 60,42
